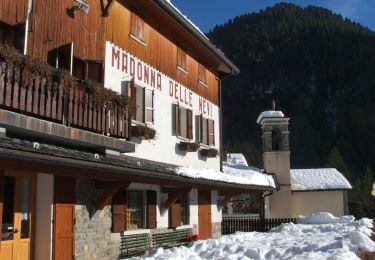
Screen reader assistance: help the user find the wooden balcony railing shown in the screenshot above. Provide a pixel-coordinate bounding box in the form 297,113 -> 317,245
222,217 -> 297,234
0,62 -> 129,139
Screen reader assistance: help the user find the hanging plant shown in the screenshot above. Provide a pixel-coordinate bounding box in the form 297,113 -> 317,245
179,141 -> 199,152
131,124 -> 156,140
200,148 -> 218,157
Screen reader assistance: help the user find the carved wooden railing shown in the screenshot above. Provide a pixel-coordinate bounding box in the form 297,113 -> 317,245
0,62 -> 129,138
222,217 -> 297,234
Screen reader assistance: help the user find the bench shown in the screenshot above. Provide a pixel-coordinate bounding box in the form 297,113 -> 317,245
152,228 -> 192,249
120,233 -> 150,258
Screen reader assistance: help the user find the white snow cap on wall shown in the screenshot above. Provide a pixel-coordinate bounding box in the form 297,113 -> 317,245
256,110 -> 285,124
291,168 -> 352,191
174,153 -> 275,188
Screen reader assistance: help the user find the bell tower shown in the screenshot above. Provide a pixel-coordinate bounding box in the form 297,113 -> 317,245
257,103 -> 291,218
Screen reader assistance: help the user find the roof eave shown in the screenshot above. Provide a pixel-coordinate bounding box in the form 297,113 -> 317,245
153,0 -> 240,76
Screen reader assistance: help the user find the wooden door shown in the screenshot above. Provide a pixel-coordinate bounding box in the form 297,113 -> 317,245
54,176 -> 75,260
198,190 -> 212,239
0,171 -> 35,260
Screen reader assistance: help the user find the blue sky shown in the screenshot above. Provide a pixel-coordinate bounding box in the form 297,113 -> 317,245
170,0 -> 375,33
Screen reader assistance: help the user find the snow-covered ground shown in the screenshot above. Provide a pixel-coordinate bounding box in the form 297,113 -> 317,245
133,213 -> 374,260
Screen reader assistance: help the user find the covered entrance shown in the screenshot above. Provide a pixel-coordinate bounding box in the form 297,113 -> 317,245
0,170 -> 34,260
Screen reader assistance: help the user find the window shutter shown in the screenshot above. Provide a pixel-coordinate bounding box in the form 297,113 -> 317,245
199,115 -> 203,143
208,119 -> 215,146
112,190 -> 127,232
85,60 -> 104,83
170,199 -> 181,228
131,13 -> 138,38
186,109 -> 193,140
0,170 -> 4,242
146,190 -> 157,229
177,48 -> 187,70
175,103 -> 180,136
198,63 -> 206,84
144,89 -> 154,123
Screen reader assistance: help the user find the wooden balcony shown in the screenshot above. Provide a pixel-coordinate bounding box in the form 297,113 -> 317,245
0,61 -> 134,152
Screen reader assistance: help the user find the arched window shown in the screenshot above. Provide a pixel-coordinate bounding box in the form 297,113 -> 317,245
272,130 -> 281,151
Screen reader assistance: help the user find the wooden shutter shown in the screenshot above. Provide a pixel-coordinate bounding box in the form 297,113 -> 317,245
177,48 -> 187,70
146,190 -> 157,229
186,109 -> 193,139
131,13 -> 144,41
198,63 -> 206,84
199,115 -> 203,143
208,119 -> 215,146
131,13 -> 138,38
112,190 -> 127,232
145,89 -> 154,123
170,199 -> 181,228
175,103 -> 180,136
0,170 -> 4,243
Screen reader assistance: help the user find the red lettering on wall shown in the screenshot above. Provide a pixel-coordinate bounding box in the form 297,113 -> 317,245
199,97 -> 202,113
137,62 -> 142,81
112,47 -> 120,69
189,91 -> 193,107
151,70 -> 156,88
179,85 -> 183,103
130,58 -> 135,76
184,88 -> 188,105
203,99 -> 207,114
144,66 -> 149,85
169,80 -> 174,97
121,52 -> 128,73
157,74 -> 162,90
174,83 -> 178,100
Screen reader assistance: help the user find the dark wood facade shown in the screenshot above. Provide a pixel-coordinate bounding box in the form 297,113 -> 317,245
0,0 -> 224,105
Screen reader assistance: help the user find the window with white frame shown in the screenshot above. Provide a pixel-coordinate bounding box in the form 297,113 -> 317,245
199,116 -> 215,146
175,104 -> 193,140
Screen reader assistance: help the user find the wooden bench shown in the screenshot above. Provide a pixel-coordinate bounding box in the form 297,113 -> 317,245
152,228 -> 192,249
120,233 -> 150,258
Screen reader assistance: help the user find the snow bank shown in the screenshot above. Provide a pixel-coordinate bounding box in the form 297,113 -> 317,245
297,212 -> 355,224
225,153 -> 249,167
291,168 -> 352,191
256,110 -> 285,123
130,213 -> 374,260
174,165 -> 275,188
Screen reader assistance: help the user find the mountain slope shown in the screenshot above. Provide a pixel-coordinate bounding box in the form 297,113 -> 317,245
208,3 -> 375,179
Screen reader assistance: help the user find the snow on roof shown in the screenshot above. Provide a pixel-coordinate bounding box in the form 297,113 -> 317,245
164,0 -> 209,40
256,110 -> 285,124
174,153 -> 275,188
291,168 -> 352,191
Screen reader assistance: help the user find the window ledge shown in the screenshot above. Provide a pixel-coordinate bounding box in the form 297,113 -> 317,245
177,66 -> 188,75
198,80 -> 208,88
177,135 -> 191,142
176,224 -> 193,230
129,33 -> 146,47
123,229 -> 151,236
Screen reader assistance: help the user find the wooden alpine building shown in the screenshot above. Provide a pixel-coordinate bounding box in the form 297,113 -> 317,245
0,0 -> 276,259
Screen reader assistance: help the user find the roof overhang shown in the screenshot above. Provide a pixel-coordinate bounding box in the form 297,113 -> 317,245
0,145 -> 274,192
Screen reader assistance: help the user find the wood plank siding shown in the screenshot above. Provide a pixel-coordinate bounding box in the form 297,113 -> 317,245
0,0 -> 221,105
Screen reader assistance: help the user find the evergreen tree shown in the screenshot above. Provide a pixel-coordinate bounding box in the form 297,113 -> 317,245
326,147 -> 350,179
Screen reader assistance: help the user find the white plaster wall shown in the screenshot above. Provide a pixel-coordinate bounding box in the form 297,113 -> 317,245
291,190 -> 345,217
128,183 -> 199,229
35,174 -> 54,260
105,42 -> 221,171
211,191 -> 222,223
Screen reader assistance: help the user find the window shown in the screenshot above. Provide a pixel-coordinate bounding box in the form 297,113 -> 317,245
180,193 -> 189,225
231,193 -> 260,215
112,190 -> 157,232
177,47 -> 187,73
127,190 -> 144,229
124,83 -> 154,124
130,13 -> 145,44
272,129 -> 281,151
198,63 -> 207,86
175,104 -> 193,140
72,57 -> 104,83
200,116 -> 215,146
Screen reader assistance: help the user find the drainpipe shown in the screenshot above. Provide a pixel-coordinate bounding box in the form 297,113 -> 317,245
24,0 -> 34,55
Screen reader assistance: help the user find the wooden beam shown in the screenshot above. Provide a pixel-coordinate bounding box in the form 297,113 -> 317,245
94,181 -> 130,210
162,188 -> 191,209
102,0 -> 116,17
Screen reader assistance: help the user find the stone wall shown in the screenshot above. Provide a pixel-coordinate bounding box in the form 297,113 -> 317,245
75,178 -> 121,260
212,222 -> 221,239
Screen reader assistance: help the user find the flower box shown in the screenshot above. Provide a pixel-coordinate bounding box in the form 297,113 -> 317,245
179,141 -> 199,152
200,148 -> 218,157
131,124 -> 156,140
